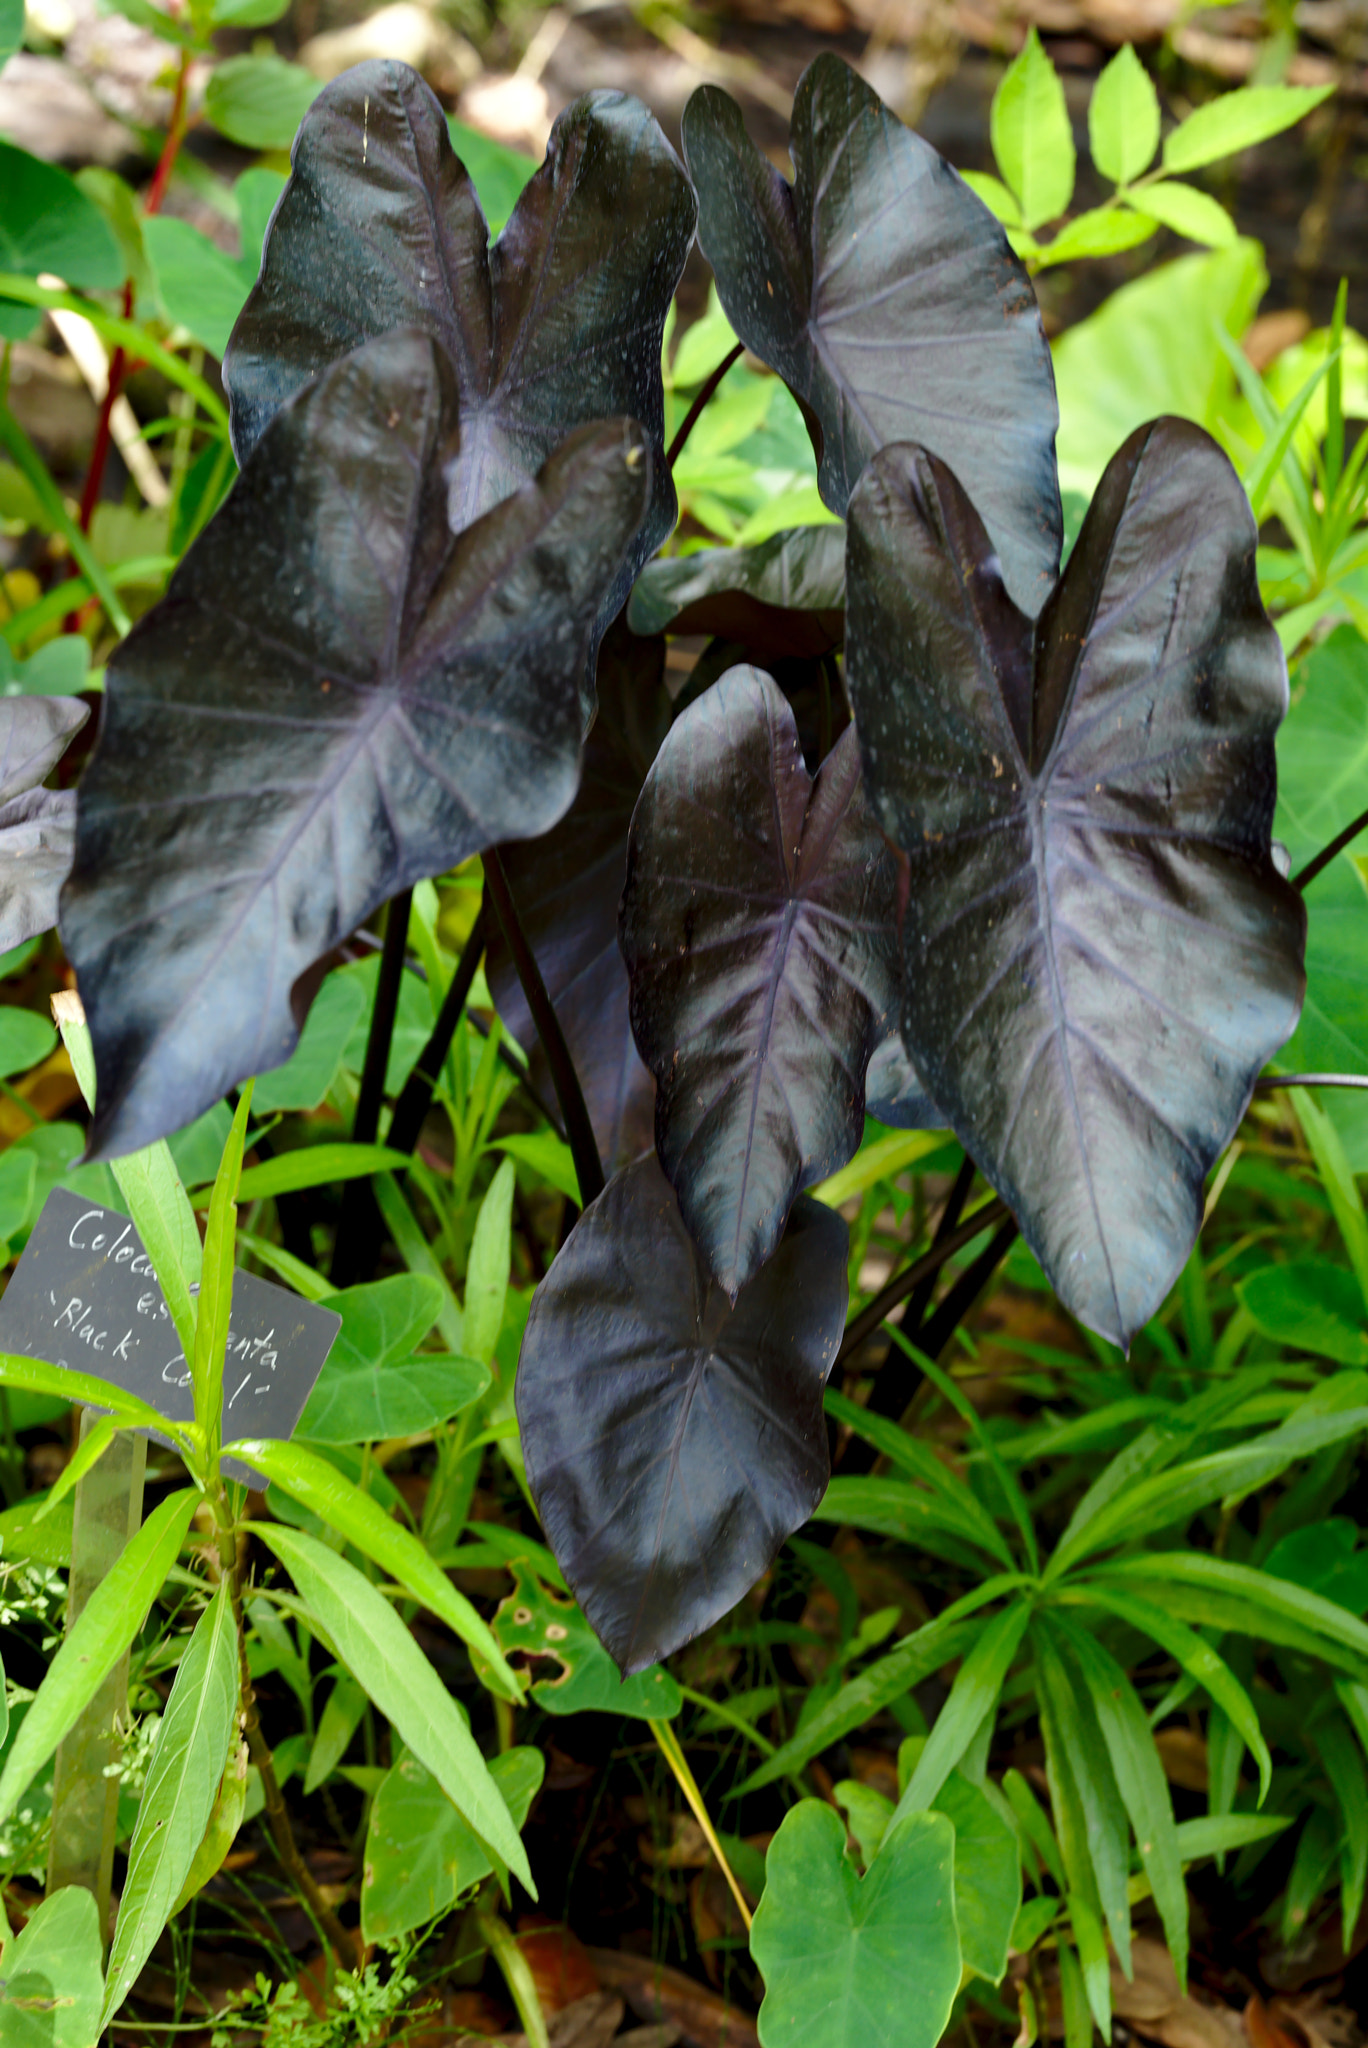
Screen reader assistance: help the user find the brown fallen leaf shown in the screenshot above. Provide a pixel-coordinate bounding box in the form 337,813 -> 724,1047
587,1948 -> 759,2048
1154,1728 -> 1210,1794
1247,1993 -> 1307,2048
515,1921 -> 600,2014
1110,1940 -> 1245,2048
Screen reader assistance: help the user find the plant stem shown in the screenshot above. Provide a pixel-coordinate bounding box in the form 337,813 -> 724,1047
331,887 -> 413,1284
485,847 -> 604,1207
1254,1071 -> 1368,1092
666,343 -> 744,470
650,1718 -> 753,1932
834,1198 -> 1008,1369
1291,800 -> 1368,891
387,904 -> 486,1159
901,1154 -> 977,1346
914,1217 -> 1018,1363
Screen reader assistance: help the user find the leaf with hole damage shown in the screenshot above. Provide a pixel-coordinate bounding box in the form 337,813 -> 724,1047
0,696 -> 88,953
490,1561 -> 681,1718
61,331 -> 651,1158
517,1154 -> 848,1672
621,664 -> 899,1295
224,58 -> 693,668
485,623 -> 667,1175
845,420 -> 1305,1346
681,53 -> 1061,616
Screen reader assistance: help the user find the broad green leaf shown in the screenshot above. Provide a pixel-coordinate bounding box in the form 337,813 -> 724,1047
895,1600 -> 1032,1818
1034,206 -> 1155,268
0,1489 -> 197,1827
1264,1521 -> 1368,1614
1237,1260 -> 1368,1366
192,1144 -> 406,1207
300,1272 -> 487,1441
991,28 -> 1076,231
934,1769 -> 1020,1985
1034,1622 -> 1131,1974
490,1561 -> 681,1720
1049,1613 -> 1185,1983
1125,180 -> 1236,247
172,1738 -> 249,1912
0,1145 -> 35,1242
304,1673 -> 366,1795
0,1885 -> 104,2047
0,1493 -> 73,1570
0,1351 -> 191,1448
0,0 -> 21,66
958,169 -> 1021,227
464,1159 -> 514,1368
227,1436 -> 520,1700
193,1083 -> 251,1456
1068,1581 -> 1271,1794
1163,84 -> 1333,176
752,1802 -> 960,2048
253,1522 -> 532,1891
1088,46 -> 1159,185
143,214 -> 254,360
375,1172 -> 466,1352
0,1008 -> 54,1076
361,1745 -> 544,1944
203,54 -> 322,150
1293,1087 -> 1368,1312
250,970 -> 368,1115
0,142 -> 122,291
834,1776 -> 894,1868
101,1584 -> 238,2024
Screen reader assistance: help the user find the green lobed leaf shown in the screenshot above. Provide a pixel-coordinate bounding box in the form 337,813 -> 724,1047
1162,84 -> 1334,176
253,1522 -> 531,1890
0,1008 -> 54,1078
991,28 -> 1076,230
1088,46 -> 1159,185
0,1490 -> 197,1828
250,970 -> 368,1117
361,1745 -> 545,1944
227,1437 -> 520,1700
101,1584 -> 239,2025
490,1561 -> 681,1721
299,1274 -> 487,1442
751,1802 -> 960,2048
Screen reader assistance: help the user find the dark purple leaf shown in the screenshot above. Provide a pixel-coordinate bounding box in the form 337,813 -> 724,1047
0,696 -> 89,951
61,330 -> 651,1159
224,59 -> 694,692
626,523 -> 845,660
865,1032 -> 944,1131
681,53 -> 1061,617
517,1152 -> 849,1672
845,420 -> 1307,1347
485,623 -> 667,1175
620,664 -> 899,1297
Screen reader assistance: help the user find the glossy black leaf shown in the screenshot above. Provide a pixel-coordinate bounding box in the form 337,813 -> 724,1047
62,330 -> 651,1159
681,53 -> 1061,617
626,524 -> 845,660
845,419 -> 1306,1346
0,696 -> 88,951
485,623 -> 668,1175
620,664 -> 899,1297
517,1152 -> 849,1672
224,59 -> 693,662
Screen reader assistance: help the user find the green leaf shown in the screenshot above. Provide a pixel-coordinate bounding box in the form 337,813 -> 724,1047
1068,1581 -> 1271,1796
1034,206 -> 1155,268
813,1129 -> 948,1208
1124,180 -> 1235,248
0,141 -> 123,290
833,1776 -> 894,1868
228,1437 -> 520,1700
1163,84 -> 1334,176
101,1583 -> 239,2025
361,1745 -> 544,1944
203,54 -> 322,150
0,1885 -> 105,2047
1293,1087 -> 1368,1313
0,1007 -> 54,1077
0,1351 -> 192,1448
490,1561 -> 682,1721
1174,1812 -> 1292,1861
824,1389 -> 1014,1565
99,0 -> 196,44
172,1738 -> 249,1912
0,0 -> 22,66
934,1770 -> 1020,1985
250,971 -> 367,1116
494,1131 -> 580,1207
143,214 -> 254,360
812,1477 -> 1004,1570
895,1600 -> 1032,1818
1049,1613 -> 1186,1984
1264,1522 -> 1368,1614
1057,1935 -> 1091,2048
1313,1709 -> 1368,1943
1088,46 -> 1160,185
990,28 -> 1076,231
299,1275 -> 488,1442
1034,1621 -> 1131,1975
1067,1890 -> 1111,2039
1124,1551 -> 1368,1663
957,169 -> 1021,228
752,1801 -> 959,2048
0,634 -> 90,699
464,1159 -> 514,1368
304,1672 -> 366,1795
0,1489 -> 197,1828
194,1084 -> 251,1455
447,117 -> 537,238
193,1143 -> 406,1207
211,0 -> 290,24
1237,1260 -> 1368,1366
253,1521 -> 532,1891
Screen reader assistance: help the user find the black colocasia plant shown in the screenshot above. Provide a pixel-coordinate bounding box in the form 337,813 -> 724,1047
58,53 -> 1307,1670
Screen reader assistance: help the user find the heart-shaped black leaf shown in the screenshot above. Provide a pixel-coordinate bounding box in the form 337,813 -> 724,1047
517,1153 -> 849,1672
61,329 -> 651,1159
485,623 -> 668,1175
224,58 -> 694,658
627,524 -> 846,660
681,53 -> 1061,617
845,419 -> 1307,1346
0,696 -> 89,951
620,664 -> 899,1297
